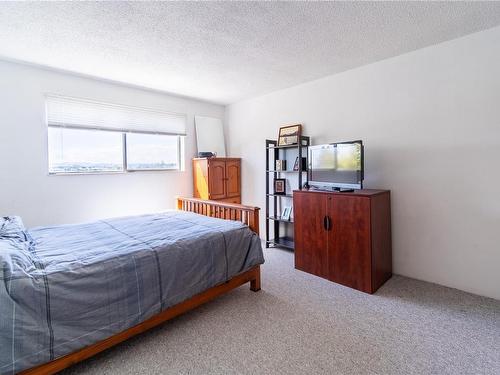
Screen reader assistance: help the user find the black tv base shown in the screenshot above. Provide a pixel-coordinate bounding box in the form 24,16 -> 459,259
335,188 -> 355,192
308,186 -> 356,193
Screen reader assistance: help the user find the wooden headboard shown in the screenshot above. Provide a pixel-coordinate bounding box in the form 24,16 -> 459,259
176,197 -> 260,235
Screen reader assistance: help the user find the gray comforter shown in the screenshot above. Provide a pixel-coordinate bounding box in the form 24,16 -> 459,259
0,211 -> 264,374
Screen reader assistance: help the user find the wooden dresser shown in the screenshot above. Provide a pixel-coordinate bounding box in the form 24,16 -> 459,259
293,189 -> 392,294
193,157 -> 241,204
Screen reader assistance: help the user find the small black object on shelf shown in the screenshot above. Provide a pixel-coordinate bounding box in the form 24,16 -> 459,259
275,160 -> 287,171
266,236 -> 295,251
293,156 -> 307,171
198,152 -> 216,158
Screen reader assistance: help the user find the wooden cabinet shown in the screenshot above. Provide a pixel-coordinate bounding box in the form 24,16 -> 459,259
294,191 -> 329,278
207,159 -> 226,200
225,160 -> 241,199
193,158 -> 241,204
294,189 -> 392,294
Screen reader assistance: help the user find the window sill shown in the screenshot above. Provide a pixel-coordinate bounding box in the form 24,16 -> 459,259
48,169 -> 181,176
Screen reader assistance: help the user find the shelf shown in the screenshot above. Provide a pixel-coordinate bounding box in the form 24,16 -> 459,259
266,137 -> 309,252
267,216 -> 294,224
266,170 -> 306,173
266,144 -> 309,150
267,237 -> 295,250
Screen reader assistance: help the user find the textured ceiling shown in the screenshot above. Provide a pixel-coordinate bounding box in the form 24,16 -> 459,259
0,2 -> 500,104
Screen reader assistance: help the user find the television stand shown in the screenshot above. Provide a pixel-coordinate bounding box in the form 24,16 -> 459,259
293,189 -> 392,294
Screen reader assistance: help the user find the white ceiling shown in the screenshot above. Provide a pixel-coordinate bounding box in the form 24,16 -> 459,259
1,2 -> 500,105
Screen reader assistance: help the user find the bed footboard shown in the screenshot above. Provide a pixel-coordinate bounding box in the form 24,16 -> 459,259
177,197 -> 260,235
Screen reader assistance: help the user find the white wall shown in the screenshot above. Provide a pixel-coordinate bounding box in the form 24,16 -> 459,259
225,26 -> 500,299
0,60 -> 224,227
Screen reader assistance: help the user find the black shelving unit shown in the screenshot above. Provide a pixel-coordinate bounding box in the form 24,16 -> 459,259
265,136 -> 310,250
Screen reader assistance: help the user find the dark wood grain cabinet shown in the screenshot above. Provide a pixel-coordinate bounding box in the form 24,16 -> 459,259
193,158 -> 241,204
293,191 -> 329,279
294,189 -> 392,294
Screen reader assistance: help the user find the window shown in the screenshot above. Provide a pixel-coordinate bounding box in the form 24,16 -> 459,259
48,127 -> 124,173
46,95 -> 186,174
126,133 -> 179,170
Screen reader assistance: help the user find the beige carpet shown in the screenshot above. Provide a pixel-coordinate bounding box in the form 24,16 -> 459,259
63,247 -> 500,375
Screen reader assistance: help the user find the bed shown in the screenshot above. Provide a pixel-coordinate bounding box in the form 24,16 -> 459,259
0,198 -> 264,375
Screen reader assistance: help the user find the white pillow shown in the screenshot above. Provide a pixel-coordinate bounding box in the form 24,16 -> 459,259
0,216 -> 27,242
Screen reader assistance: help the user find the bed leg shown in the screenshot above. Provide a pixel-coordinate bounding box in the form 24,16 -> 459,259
250,266 -> 261,292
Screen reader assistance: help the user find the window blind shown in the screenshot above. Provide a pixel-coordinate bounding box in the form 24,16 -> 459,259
46,95 -> 186,136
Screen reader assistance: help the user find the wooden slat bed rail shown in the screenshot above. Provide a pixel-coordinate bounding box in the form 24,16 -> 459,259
20,266 -> 261,375
176,197 -> 260,235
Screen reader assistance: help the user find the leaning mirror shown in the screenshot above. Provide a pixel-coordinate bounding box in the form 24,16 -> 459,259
194,116 -> 226,157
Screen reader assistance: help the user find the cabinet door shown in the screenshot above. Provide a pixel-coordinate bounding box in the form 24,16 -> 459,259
225,160 -> 241,198
192,159 -> 209,199
208,160 -> 226,200
327,195 -> 371,292
294,192 -> 329,278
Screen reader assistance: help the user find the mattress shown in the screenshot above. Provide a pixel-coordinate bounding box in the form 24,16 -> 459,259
0,211 -> 264,374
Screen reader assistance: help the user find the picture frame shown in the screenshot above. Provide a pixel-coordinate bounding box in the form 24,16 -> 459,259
273,178 -> 286,195
278,124 -> 302,146
281,206 -> 292,220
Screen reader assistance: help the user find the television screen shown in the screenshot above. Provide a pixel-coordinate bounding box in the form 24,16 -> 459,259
308,141 -> 363,189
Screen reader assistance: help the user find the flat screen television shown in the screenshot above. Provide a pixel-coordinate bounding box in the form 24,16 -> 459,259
308,140 -> 364,190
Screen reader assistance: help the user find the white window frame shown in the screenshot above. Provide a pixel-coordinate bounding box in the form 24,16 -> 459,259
123,131 -> 183,172
45,95 -> 186,175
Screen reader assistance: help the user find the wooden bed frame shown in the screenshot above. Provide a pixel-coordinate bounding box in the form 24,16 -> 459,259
21,198 -> 261,375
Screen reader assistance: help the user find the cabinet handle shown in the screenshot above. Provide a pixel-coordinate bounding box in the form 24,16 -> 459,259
323,216 -> 328,231
326,216 -> 332,231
